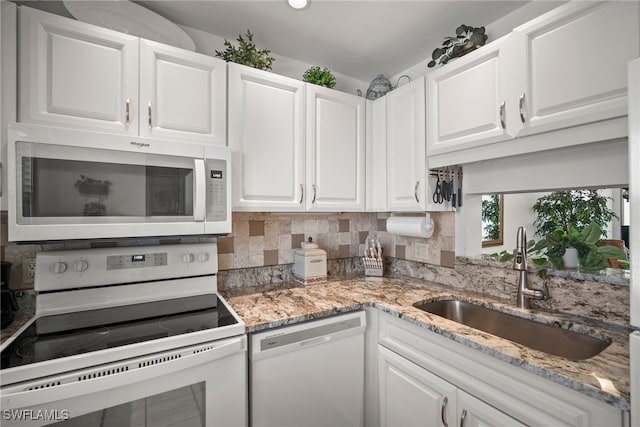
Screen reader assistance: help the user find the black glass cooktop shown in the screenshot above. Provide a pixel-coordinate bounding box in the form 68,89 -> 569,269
1,294 -> 238,369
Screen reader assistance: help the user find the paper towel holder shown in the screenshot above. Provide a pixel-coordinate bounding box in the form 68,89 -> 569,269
386,213 -> 435,239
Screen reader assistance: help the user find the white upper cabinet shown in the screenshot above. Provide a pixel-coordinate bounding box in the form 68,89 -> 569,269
366,97 -> 387,212
386,78 -> 426,212
20,6 -> 138,135
228,63 -> 305,211
228,67 -> 364,213
19,7 -> 226,145
426,35 -> 512,156
511,1 -> 639,138
139,40 -> 226,145
306,85 -> 365,211
426,1 -> 639,166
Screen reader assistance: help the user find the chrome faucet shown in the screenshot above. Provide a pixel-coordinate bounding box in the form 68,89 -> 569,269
514,226 -> 549,308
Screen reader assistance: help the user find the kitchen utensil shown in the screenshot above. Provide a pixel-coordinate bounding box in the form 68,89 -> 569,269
433,171 -> 443,204
452,167 -> 459,208
457,167 -> 463,207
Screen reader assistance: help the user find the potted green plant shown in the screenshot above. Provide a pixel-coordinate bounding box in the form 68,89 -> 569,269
531,222 -> 627,271
532,190 -> 617,238
215,29 -> 275,71
303,66 -> 336,89
427,25 -> 488,68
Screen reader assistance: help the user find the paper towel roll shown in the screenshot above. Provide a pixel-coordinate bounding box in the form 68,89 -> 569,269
386,216 -> 434,238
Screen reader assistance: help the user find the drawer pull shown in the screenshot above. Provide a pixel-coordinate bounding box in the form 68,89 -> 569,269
125,97 -> 131,127
441,396 -> 449,427
519,93 -> 526,124
460,409 -> 467,427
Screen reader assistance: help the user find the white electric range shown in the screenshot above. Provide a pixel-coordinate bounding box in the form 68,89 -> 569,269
0,243 -> 247,427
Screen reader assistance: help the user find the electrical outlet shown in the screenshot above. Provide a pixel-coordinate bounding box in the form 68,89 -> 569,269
22,258 -> 36,284
415,242 -> 429,261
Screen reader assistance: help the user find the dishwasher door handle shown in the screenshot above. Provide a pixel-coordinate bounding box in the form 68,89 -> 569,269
300,335 -> 331,348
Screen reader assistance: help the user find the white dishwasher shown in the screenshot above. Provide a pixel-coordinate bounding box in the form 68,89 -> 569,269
250,311 -> 366,427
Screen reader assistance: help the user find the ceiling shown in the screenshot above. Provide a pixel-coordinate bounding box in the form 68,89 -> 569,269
15,0 -> 531,82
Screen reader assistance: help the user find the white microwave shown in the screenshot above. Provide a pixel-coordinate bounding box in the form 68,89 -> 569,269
7,124 -> 231,241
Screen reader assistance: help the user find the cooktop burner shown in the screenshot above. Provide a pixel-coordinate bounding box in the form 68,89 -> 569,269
1,294 -> 237,369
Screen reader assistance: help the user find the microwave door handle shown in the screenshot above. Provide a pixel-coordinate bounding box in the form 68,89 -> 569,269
194,159 -> 206,221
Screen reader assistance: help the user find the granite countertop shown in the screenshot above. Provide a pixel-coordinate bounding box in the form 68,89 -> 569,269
1,278 -> 630,410
222,276 -> 631,410
0,291 -> 36,344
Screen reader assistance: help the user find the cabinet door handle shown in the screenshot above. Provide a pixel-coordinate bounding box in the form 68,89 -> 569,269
459,409 -> 467,427
519,92 -> 526,124
299,184 -> 304,205
312,184 -> 317,204
414,181 -> 420,203
499,101 -> 506,129
125,97 -> 131,127
441,396 -> 449,427
147,101 -> 153,128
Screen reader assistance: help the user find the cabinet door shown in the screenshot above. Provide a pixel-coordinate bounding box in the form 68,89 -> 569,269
1,1 -> 17,211
379,345 -> 456,427
306,85 -> 365,212
457,390 -> 526,427
512,1 -> 640,138
139,39 -> 226,145
228,63 -> 305,211
366,97 -> 387,211
426,35 -> 512,156
386,78 -> 426,211
19,7 -> 138,134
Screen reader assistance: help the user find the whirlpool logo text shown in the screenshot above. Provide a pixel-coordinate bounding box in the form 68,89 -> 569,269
130,141 -> 150,148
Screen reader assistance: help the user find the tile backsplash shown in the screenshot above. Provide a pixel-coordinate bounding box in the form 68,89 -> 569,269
217,212 -> 455,271
0,210 -> 455,289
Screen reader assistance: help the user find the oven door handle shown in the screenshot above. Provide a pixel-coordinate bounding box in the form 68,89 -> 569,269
0,336 -> 246,410
194,159 -> 206,222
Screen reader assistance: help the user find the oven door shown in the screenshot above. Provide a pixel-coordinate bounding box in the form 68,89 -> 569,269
0,336 -> 247,427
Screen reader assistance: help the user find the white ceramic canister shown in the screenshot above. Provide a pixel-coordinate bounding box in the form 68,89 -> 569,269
292,237 -> 327,285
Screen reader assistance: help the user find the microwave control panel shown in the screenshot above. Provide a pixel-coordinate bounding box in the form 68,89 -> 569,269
206,159 -> 227,222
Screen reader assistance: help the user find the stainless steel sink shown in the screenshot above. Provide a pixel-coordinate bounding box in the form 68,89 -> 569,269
413,299 -> 610,360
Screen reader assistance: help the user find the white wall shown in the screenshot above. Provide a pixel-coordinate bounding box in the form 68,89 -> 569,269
182,25 -> 368,96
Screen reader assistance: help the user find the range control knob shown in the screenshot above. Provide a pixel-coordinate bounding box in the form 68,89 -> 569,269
73,260 -> 89,272
197,252 -> 209,263
182,253 -> 195,264
53,262 -> 67,274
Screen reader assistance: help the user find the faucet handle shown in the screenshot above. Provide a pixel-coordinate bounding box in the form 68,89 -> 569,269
513,226 -> 528,270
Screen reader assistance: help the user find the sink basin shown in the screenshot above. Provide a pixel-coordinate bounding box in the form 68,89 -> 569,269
413,299 -> 610,360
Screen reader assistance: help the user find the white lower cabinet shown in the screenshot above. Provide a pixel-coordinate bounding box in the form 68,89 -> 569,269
377,312 -> 624,427
379,345 -> 525,427
379,345 -> 457,427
